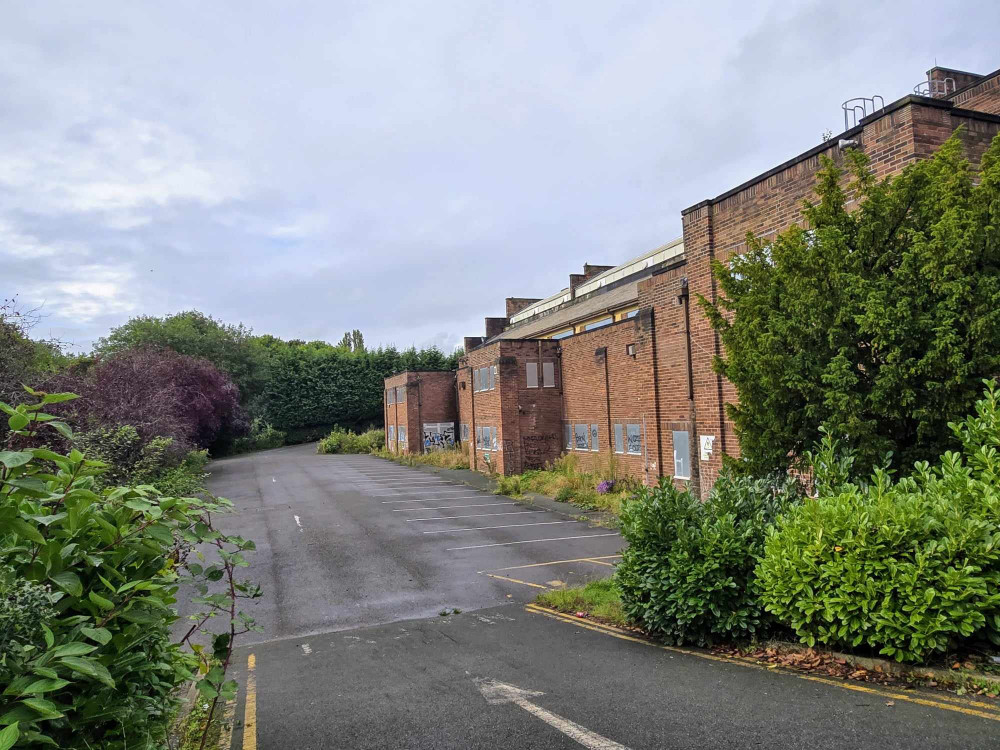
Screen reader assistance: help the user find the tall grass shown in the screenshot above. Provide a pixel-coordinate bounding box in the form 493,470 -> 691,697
494,453 -> 639,514
317,427 -> 385,454
375,442 -> 470,470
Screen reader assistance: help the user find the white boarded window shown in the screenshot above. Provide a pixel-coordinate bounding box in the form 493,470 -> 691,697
388,425 -> 395,442
398,426 -> 406,445
574,424 -> 589,451
564,423 -> 572,450
673,430 -> 690,479
396,386 -> 406,402
491,427 -> 499,451
526,362 -> 538,388
590,424 -> 599,452
626,424 -> 642,455
476,426 -> 483,449
461,424 -> 469,441
584,317 -> 612,331
387,388 -> 394,405
614,424 -> 624,454
542,361 -> 555,388
488,365 -> 495,390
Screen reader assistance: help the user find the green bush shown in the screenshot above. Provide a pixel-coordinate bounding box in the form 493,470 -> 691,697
317,428 -> 385,455
0,389 -> 260,749
616,473 -> 800,646
757,382 -> 1000,662
228,417 -> 286,455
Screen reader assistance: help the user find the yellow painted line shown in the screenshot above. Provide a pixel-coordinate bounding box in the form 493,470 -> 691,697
218,697 -> 237,750
523,605 -> 1000,722
485,573 -> 550,590
243,653 -> 257,750
584,558 -> 617,567
484,554 -> 621,573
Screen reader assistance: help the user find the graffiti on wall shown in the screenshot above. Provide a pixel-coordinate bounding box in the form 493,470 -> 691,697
423,422 -> 456,451
520,433 -> 561,469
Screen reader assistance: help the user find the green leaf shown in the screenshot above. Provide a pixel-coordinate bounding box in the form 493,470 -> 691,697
80,627 -> 112,645
21,698 -> 63,719
2,518 -> 44,544
40,625 -> 53,649
88,591 -> 114,611
7,413 -> 29,431
0,722 -> 19,750
40,392 -> 78,405
58,657 -> 115,688
0,451 -> 32,469
47,421 -> 73,440
49,571 -> 82,598
17,679 -> 70,696
50,642 -> 97,658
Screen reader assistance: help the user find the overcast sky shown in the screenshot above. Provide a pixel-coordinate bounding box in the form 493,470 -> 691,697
3,1 -> 998,354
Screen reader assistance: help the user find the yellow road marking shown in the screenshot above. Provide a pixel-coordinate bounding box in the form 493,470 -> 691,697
584,558 -> 617,567
484,555 -> 621,573
524,605 -> 1000,722
243,653 -> 258,750
484,573 -> 550,589
218,697 -> 237,750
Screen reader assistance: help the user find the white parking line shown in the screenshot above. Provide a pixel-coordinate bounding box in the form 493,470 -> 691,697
446,533 -> 619,551
392,503 -> 516,511
406,511 -> 546,522
381,497 -> 484,503
422,521 -> 577,534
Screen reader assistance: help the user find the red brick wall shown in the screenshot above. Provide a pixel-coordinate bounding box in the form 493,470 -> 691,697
383,372 -> 418,454
681,98 -> 1000,495
951,71 -> 1000,116
459,343 -> 503,473
504,340 -> 563,475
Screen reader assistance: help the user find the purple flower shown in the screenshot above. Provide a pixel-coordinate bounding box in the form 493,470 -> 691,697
597,479 -> 616,495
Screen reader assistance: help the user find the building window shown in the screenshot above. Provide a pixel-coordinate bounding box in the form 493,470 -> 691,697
396,386 -> 406,402
626,343 -> 636,357
590,424 -> 599,452
388,425 -> 395,443
472,369 -> 479,391
491,426 -> 499,451
564,423 -> 572,450
526,362 -> 538,388
488,365 -> 495,390
398,425 -> 407,446
626,424 -> 642,455
387,388 -> 394,405
475,426 -> 483,449
673,430 -> 690,479
551,329 -> 573,340
584,317 -> 613,331
574,424 -> 589,451
542,361 -> 555,388
614,424 -> 624,454
624,310 -> 638,320
461,423 -> 469,442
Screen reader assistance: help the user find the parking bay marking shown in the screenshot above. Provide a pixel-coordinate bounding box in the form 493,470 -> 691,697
447,533 -> 619,551
381,497 -> 485,503
423,521 -> 577,534
407,511 -> 547,522
393,503 -> 516,511
484,555 -> 621,573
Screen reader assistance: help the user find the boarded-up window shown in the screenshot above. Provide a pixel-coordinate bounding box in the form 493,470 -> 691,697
396,386 -> 406,402
542,361 -> 555,388
476,426 -> 483,449
626,424 -> 642,455
491,365 -> 498,389
461,423 -> 469,441
614,424 -> 624,454
387,388 -> 394,405
388,425 -> 395,443
590,424 -> 599,452
488,365 -> 495,390
574,424 -> 589,451
673,430 -> 690,479
564,423 -> 572,450
398,426 -> 406,445
491,427 -> 499,451
526,362 -> 538,388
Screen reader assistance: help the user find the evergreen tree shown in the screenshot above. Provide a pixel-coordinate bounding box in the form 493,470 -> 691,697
701,131 -> 1000,476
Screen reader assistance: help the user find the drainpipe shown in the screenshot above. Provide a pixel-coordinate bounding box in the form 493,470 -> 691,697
648,309 -> 665,482
416,376 -> 424,455
681,281 -> 700,497
603,351 -> 612,457
468,367 -> 478,472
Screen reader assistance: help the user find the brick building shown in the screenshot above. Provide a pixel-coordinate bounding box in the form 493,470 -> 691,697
383,371 -> 457,455
385,64 -> 1000,496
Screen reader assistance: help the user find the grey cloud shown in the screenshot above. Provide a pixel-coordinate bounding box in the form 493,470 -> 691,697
3,1 -> 999,354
